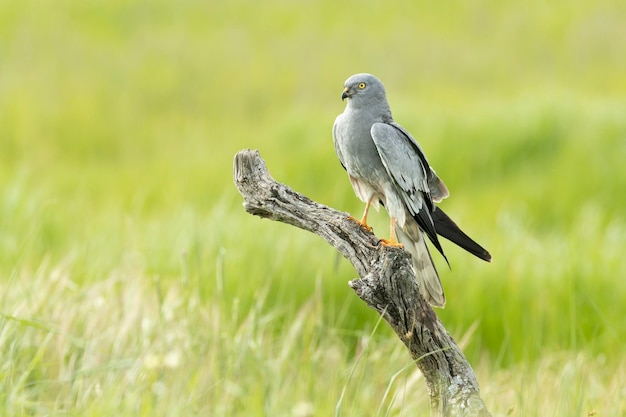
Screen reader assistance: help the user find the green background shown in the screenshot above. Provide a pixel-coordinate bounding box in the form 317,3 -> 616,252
1,0 -> 625,415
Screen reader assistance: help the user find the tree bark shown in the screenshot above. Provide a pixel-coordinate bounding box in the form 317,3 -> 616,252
233,149 -> 492,417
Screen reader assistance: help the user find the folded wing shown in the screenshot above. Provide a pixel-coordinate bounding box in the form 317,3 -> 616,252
370,122 -> 447,262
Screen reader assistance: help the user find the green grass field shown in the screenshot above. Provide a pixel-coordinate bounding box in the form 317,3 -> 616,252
1,0 -> 626,415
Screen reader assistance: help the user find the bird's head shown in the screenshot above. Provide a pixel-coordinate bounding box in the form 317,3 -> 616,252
341,73 -> 387,106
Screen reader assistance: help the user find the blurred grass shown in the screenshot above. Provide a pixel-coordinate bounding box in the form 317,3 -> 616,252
1,0 -> 626,415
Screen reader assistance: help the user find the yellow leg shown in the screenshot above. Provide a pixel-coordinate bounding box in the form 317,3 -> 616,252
379,218 -> 404,248
348,198 -> 373,232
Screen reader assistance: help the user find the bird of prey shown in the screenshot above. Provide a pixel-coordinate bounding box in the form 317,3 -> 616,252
333,73 -> 491,308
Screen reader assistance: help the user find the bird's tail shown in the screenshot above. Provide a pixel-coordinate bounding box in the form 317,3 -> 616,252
396,226 -> 446,308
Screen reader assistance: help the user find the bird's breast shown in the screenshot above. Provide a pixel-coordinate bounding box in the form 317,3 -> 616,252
336,115 -> 387,184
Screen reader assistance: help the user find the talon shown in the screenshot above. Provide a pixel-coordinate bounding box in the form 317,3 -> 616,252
348,197 -> 374,232
381,218 -> 403,247
348,215 -> 372,233
379,238 -> 404,248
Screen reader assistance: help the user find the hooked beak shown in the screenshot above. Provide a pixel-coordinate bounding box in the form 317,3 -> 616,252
341,87 -> 352,101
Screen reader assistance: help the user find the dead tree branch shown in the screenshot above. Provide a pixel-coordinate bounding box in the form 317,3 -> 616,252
233,149 -> 491,417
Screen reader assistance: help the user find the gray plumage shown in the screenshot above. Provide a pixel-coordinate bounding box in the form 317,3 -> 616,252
333,73 -> 491,308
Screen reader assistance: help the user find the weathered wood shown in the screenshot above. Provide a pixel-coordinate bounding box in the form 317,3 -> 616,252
233,149 -> 492,417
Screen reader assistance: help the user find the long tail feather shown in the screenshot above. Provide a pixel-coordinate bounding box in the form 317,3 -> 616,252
396,227 -> 446,308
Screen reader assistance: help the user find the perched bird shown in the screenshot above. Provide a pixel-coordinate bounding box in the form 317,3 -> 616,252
333,73 -> 491,308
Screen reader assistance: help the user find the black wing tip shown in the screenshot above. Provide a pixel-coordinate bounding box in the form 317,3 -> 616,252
452,238 -> 492,263
479,250 -> 492,263
441,250 -> 450,268
432,206 -> 492,263
412,209 -> 449,265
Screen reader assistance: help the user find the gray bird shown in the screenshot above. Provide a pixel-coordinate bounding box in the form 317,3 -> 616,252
333,73 -> 491,308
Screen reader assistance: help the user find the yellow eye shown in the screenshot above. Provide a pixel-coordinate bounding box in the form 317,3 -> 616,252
358,82 -> 366,89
